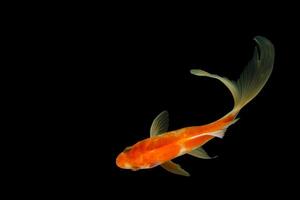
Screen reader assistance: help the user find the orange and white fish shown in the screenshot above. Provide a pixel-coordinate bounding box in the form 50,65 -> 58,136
116,36 -> 275,176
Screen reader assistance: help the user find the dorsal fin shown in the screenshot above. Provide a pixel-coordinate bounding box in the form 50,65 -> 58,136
150,111 -> 169,137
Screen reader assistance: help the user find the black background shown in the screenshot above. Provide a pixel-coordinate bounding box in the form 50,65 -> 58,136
95,5 -> 299,198
8,3 -> 300,199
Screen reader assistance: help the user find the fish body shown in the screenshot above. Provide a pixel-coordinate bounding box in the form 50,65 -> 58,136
117,113 -> 236,169
116,36 -> 275,176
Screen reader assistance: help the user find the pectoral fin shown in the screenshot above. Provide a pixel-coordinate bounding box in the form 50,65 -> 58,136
150,111 -> 169,137
160,160 -> 190,176
188,147 -> 217,159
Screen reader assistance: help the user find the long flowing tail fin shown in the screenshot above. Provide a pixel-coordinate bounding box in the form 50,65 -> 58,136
190,36 -> 275,114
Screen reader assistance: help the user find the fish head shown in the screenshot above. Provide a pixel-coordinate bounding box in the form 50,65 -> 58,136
116,146 -> 140,171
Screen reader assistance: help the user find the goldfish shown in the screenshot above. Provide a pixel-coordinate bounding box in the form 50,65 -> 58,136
116,36 -> 275,176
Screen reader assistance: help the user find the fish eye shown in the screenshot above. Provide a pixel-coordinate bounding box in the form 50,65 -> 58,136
123,146 -> 132,152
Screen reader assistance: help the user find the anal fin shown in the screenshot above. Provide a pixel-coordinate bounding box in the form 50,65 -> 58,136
188,147 -> 217,159
160,160 -> 190,176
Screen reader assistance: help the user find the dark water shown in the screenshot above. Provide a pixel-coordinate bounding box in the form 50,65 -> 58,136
100,23 -> 298,196
13,6 -> 300,199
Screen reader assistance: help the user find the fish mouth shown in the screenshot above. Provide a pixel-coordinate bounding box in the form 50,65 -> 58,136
116,153 -> 124,168
116,152 -> 132,169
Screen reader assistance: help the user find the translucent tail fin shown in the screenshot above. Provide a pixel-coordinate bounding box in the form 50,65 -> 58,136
190,36 -> 275,113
